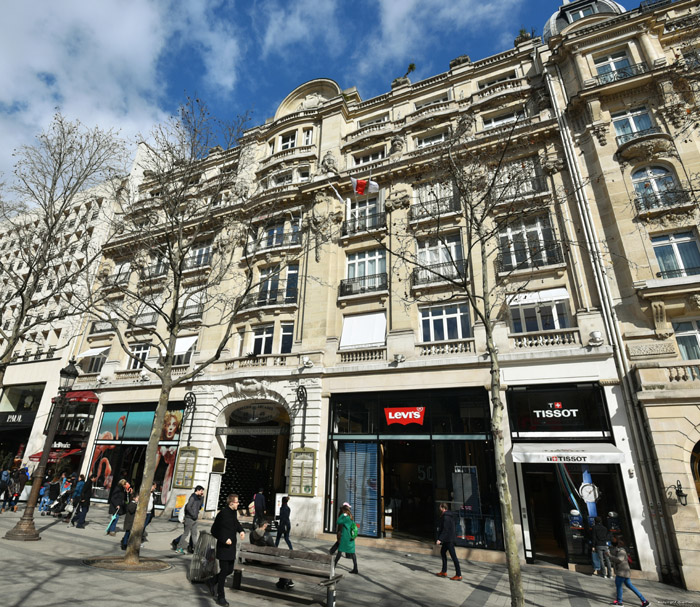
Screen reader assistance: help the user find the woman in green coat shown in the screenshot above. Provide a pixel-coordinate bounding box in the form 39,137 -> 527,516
334,504 -> 358,574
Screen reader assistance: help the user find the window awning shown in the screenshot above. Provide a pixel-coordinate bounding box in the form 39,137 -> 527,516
28,448 -> 83,463
509,288 -> 569,306
174,335 -> 198,356
76,346 -> 110,359
339,312 -> 387,349
511,442 -> 625,465
51,390 -> 100,405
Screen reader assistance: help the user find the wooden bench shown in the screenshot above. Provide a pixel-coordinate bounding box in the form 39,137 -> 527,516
233,544 -> 343,607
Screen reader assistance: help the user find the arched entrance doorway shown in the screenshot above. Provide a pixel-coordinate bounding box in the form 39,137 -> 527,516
219,401 -> 290,510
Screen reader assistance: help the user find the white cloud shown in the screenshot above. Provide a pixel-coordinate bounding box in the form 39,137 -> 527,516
0,0 -> 246,182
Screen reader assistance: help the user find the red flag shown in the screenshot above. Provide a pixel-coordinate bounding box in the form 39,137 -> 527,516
351,177 -> 379,195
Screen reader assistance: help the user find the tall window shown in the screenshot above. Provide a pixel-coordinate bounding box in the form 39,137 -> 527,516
420,304 -> 472,342
128,343 -> 150,370
673,320 -> 700,360
303,129 -> 313,146
510,299 -> 571,333
285,264 -> 299,303
280,322 -> 294,354
190,243 -> 211,268
85,349 -> 109,374
280,131 -> 296,150
594,51 -> 631,82
652,232 -> 700,278
612,107 -> 653,144
258,266 -> 280,305
173,343 -> 195,366
347,197 -> 380,232
416,234 -> 463,282
274,171 -> 293,187
253,325 -> 274,355
347,249 -> 386,279
263,223 -> 285,248
498,214 -> 559,271
632,165 -> 683,210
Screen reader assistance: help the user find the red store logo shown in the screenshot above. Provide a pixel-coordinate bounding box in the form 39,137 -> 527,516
384,407 -> 425,426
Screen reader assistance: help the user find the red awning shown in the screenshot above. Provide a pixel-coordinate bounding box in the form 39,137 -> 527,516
28,448 -> 83,463
51,390 -> 100,405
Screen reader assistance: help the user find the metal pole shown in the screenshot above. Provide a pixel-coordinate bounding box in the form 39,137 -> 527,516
5,389 -> 67,541
296,385 -> 307,448
184,392 -> 196,447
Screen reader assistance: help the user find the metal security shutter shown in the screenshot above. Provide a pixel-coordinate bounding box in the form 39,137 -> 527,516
338,442 -> 378,537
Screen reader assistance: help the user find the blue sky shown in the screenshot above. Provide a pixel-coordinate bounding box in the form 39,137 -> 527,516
0,1 -> 571,180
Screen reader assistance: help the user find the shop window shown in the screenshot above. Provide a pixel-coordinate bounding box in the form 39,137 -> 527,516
280,322 -> 294,354
0,383 -> 44,413
673,320 -> 700,360
420,303 -> 472,342
337,442 -> 379,537
652,231 -> 700,279
692,441 -> 700,502
252,325 -> 274,355
331,399 -> 378,434
498,213 -> 561,271
128,343 -> 150,370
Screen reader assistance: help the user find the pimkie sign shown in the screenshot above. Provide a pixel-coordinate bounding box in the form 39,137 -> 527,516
384,406 -> 425,426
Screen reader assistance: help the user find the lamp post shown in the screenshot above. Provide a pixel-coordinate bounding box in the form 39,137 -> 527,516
5,359 -> 79,541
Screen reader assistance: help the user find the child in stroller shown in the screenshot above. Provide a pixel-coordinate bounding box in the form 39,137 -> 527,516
50,490 -> 73,518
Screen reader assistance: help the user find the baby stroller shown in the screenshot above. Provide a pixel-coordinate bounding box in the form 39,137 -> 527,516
50,491 -> 73,518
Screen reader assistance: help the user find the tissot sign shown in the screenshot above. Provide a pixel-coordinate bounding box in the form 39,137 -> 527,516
384,406 -> 425,426
532,401 -> 579,420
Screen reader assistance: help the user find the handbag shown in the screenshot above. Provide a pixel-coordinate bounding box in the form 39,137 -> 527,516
65,503 -> 74,515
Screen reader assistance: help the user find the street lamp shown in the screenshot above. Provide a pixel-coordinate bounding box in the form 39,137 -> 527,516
5,359 -> 79,541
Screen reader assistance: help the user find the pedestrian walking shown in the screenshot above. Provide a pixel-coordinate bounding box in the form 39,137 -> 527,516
208,493 -> 245,607
334,504 -> 358,574
329,501 -> 351,554
72,475 -> 94,528
275,495 -> 293,550
176,485 -> 204,554
435,502 -> 462,581
592,516 -> 613,578
610,537 -> 650,606
63,474 -> 85,522
0,468 -> 12,513
144,482 -> 157,530
121,494 -> 138,550
253,488 -> 266,527
106,479 -> 129,535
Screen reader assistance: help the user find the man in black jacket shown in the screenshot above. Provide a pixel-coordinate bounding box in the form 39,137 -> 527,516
72,475 -> 95,528
591,516 -> 612,577
435,502 -> 462,581
176,485 -> 204,554
208,493 -> 245,607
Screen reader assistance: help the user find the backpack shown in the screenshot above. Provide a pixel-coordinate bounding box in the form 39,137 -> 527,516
350,520 -> 358,540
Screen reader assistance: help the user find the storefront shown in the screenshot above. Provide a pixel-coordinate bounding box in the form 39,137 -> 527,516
0,383 -> 45,468
88,402 -> 184,506
325,388 -> 504,551
508,383 -> 638,568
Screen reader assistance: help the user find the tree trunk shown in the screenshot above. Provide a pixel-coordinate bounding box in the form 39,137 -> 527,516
486,330 -> 524,607
124,381 -> 173,564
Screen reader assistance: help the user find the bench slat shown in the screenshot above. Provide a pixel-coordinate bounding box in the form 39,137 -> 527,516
238,545 -> 331,564
235,563 -> 340,587
238,551 -> 330,573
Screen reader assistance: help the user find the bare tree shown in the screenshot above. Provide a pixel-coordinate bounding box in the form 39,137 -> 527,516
368,113 -> 565,607
0,113 -> 127,389
81,98 -> 330,564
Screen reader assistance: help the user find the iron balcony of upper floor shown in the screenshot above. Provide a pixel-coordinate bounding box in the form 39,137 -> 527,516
341,212 -> 386,236
244,232 -> 300,257
656,267 -> 700,279
496,243 -> 564,274
409,196 -> 461,221
634,189 -> 694,213
338,273 -> 388,297
615,126 -> 663,147
240,286 -> 298,310
592,62 -> 649,87
411,260 -> 467,287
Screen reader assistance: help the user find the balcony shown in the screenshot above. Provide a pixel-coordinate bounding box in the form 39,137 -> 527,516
510,328 -> 581,350
183,252 -> 211,270
241,285 -> 298,310
338,273 -> 388,297
592,62 -> 648,87
615,126 -> 663,147
412,259 -> 466,286
89,320 -> 115,335
493,176 -> 548,202
245,231 -> 300,256
222,354 -> 290,369
656,266 -> 700,279
129,312 -> 158,327
259,144 -> 316,170
341,212 -> 386,236
634,189 -> 693,214
339,347 -> 386,364
178,304 -> 204,322
409,196 -> 461,221
418,339 -> 475,357
496,243 -> 564,274
103,272 -> 130,288
139,263 -> 168,281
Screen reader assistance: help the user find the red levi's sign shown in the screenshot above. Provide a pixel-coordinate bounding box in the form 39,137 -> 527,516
384,406 -> 425,426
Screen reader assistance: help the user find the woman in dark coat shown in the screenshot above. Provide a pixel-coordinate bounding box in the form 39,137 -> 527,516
107,479 -> 129,535
275,495 -> 293,549
209,493 -> 245,607
436,502 -> 462,580
120,494 -> 138,549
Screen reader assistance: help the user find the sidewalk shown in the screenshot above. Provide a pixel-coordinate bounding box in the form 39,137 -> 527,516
1,504 -> 699,607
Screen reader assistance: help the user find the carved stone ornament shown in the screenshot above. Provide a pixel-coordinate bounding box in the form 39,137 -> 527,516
627,342 -> 677,357
589,123 -> 609,146
296,92 -> 327,111
320,150 -> 338,174
391,76 -> 411,89
449,54 -> 471,69
390,135 -> 405,155
651,300 -> 674,339
231,378 -> 270,399
687,293 -> 700,311
385,189 -> 410,211
618,138 -> 675,163
542,155 -> 564,175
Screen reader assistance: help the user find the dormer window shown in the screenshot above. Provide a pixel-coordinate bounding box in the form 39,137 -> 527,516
280,131 -> 296,150
358,114 -> 389,128
567,4 -> 596,23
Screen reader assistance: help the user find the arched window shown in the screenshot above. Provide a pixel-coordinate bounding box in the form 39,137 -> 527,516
632,165 -> 684,211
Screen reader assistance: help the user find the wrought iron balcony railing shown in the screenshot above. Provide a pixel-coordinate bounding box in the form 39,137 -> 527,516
183,252 -> 211,270
338,273 -> 388,297
246,231 -> 300,255
411,259 -> 466,286
409,196 -> 461,220
241,284 -> 298,309
139,263 -> 168,279
493,176 -> 548,201
178,304 -> 204,320
634,189 -> 692,212
341,212 -> 386,236
497,243 -> 564,273
129,312 -> 158,327
615,126 -> 662,146
89,320 -> 115,334
656,266 -> 700,279
592,62 -> 648,86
